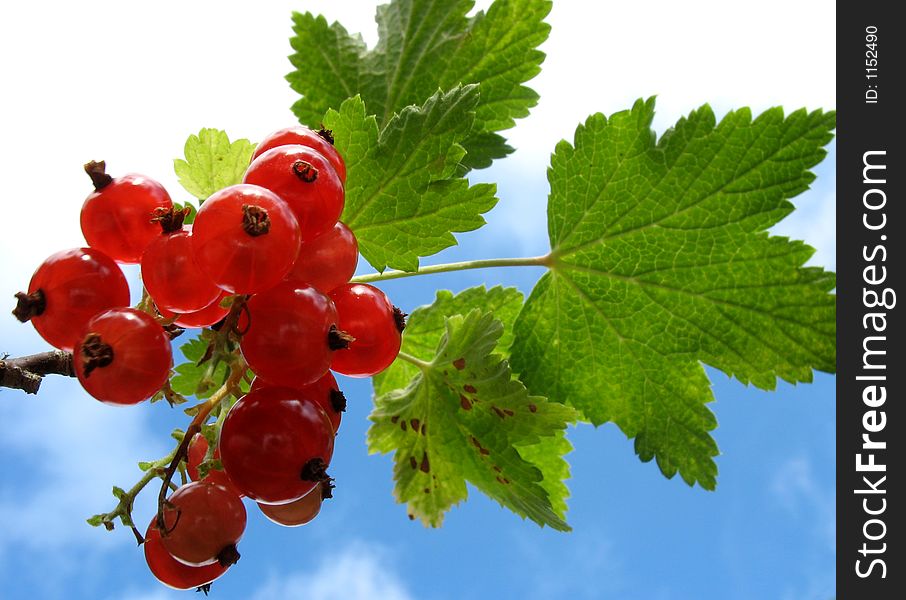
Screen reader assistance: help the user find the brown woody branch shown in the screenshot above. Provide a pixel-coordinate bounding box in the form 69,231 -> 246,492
0,350 -> 75,394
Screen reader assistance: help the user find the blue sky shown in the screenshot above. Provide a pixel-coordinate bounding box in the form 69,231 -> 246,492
0,1 -> 835,599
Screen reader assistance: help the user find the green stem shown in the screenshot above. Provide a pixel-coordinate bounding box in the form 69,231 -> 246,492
88,444 -> 181,544
90,360 -> 246,545
201,390 -> 237,469
350,255 -> 551,284
156,360 -> 247,530
397,351 -> 432,370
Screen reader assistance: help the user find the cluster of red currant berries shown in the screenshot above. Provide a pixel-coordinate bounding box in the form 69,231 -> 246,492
12,126 -> 406,591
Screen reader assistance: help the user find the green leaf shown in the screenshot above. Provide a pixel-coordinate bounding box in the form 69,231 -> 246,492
516,431 -> 572,518
512,99 -> 837,489
197,458 -> 225,481
324,90 -> 498,271
238,374 -> 252,394
137,461 -> 155,472
170,337 -> 227,399
182,403 -> 203,417
286,13 -> 365,129
368,307 -> 576,530
111,486 -> 126,500
200,423 -> 219,451
374,285 -> 524,396
459,132 -> 515,173
174,128 -> 256,201
86,514 -> 106,527
288,0 -> 550,169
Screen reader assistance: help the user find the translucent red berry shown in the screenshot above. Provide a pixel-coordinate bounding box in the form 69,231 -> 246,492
239,282 -> 342,388
172,293 -> 230,329
250,371 -> 344,433
329,283 -> 403,377
191,184 -> 301,294
141,223 -> 221,313
160,481 -> 246,568
252,126 -> 346,184
257,483 -> 327,527
243,145 -> 344,242
144,519 -> 228,590
187,433 -> 242,497
218,387 -> 335,504
13,247 -> 130,351
80,161 -> 173,263
74,308 -> 172,405
285,221 -> 358,292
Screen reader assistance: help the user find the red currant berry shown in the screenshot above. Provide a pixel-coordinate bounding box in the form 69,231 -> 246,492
191,184 -> 301,294
285,221 -> 358,292
239,282 -> 345,387
144,519 -> 228,590
243,145 -> 344,242
329,283 -> 403,377
81,161 -> 173,263
160,481 -> 246,568
218,387 -> 335,504
13,248 -> 130,351
141,221 -> 221,313
74,308 -> 172,405
257,483 -> 329,527
253,126 -> 346,184
173,293 -> 230,329
250,371 -> 345,433
187,433 -> 242,497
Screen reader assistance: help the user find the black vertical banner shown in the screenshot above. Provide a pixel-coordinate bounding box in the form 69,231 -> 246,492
838,3 -> 903,598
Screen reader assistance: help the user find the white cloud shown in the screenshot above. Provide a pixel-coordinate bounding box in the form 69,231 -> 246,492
0,377 -> 169,555
251,541 -> 414,600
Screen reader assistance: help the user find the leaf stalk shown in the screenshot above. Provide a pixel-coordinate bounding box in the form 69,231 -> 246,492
350,254 -> 551,284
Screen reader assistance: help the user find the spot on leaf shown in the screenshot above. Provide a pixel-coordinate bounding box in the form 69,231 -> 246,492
469,436 -> 490,456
